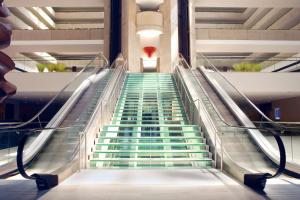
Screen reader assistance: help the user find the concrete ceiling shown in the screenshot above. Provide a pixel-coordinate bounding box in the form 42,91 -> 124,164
194,0 -> 300,71
4,0 -> 300,72
3,0 -> 105,71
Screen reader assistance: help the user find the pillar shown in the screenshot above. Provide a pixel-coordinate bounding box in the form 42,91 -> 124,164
189,0 -> 197,68
122,0 -> 140,72
159,1 -> 178,73
103,0 -> 110,60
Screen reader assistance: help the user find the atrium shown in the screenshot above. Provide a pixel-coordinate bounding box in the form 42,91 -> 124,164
0,0 -> 300,200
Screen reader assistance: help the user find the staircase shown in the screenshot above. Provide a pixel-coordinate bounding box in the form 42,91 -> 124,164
90,73 -> 212,168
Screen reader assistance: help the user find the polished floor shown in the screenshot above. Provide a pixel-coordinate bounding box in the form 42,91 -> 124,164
1,169 -> 300,200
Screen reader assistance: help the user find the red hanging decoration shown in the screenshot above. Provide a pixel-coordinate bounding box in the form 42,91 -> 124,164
143,46 -> 156,58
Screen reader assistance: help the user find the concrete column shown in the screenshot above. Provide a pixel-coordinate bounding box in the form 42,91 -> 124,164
189,0 -> 197,68
103,0 -> 110,60
122,0 -> 140,72
159,0 -> 178,73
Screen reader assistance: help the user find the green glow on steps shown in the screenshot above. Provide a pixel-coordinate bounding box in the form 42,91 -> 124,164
89,73 -> 212,168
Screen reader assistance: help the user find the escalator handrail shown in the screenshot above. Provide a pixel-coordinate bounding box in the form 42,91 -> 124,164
177,55 -> 298,180
78,54 -> 127,169
0,53 -> 109,131
175,62 -> 288,185
197,53 -> 300,127
13,55 -> 126,185
179,53 -> 300,129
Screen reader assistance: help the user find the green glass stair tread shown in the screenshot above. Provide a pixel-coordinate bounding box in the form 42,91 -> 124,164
125,86 -> 175,87
116,105 -> 183,108
121,92 -> 178,94
116,102 -> 182,105
114,109 -> 184,111
118,98 -> 181,101
112,116 -> 187,118
122,92 -> 178,94
115,109 -> 185,112
119,95 -> 180,99
112,115 -> 187,118
125,80 -> 173,81
90,158 -> 212,162
110,120 -> 186,123
89,166 -> 212,169
113,112 -> 185,115
92,150 -> 209,153
119,96 -> 181,98
113,113 -> 185,116
98,136 -> 203,140
124,87 -> 175,88
95,142 -> 206,146
100,130 -> 201,134
126,80 -> 174,82
102,124 -> 199,128
126,77 -> 172,78
123,91 -> 177,93
119,98 -> 181,100
115,107 -> 184,110
123,89 -> 176,91
123,89 -> 177,91
114,110 -> 185,114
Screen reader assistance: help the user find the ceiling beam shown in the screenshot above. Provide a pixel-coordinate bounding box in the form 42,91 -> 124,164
28,7 -> 55,29
6,0 -> 104,8
196,29 -> 300,41
12,29 -> 103,40
251,8 -> 291,30
0,13 -> 33,29
196,40 -> 300,53
269,8 -> 300,30
4,40 -> 103,56
10,7 -> 49,29
194,0 -> 300,8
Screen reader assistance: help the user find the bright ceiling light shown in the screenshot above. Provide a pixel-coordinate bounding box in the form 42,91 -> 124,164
137,29 -> 162,37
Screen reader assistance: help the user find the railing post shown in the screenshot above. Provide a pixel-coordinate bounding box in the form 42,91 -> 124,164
84,130 -> 87,169
220,132 -> 223,172
79,131 -> 84,171
214,131 -> 217,168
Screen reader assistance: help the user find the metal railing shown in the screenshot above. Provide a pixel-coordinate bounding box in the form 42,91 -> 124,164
173,55 -> 295,190
0,53 -> 109,176
195,54 -> 300,173
199,55 -> 300,72
173,61 -> 223,170
79,54 -> 127,169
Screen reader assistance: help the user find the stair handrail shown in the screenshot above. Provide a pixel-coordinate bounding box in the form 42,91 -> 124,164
79,53 -> 127,169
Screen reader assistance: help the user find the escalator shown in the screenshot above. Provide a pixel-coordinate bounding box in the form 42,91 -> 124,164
193,68 -> 274,172
175,55 -> 300,188
0,54 -> 127,182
